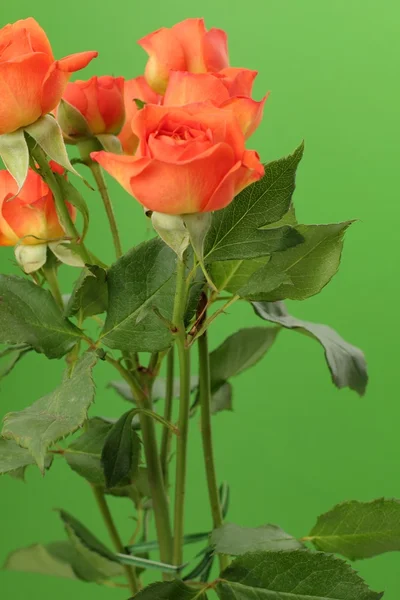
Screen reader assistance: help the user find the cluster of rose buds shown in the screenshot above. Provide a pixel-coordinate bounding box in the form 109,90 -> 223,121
0,16 -> 267,270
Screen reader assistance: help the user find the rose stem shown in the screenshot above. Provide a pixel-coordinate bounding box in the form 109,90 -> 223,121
198,327 -> 229,573
79,141 -> 122,259
160,347 -> 175,487
105,355 -> 173,568
91,485 -> 140,595
172,257 -> 191,566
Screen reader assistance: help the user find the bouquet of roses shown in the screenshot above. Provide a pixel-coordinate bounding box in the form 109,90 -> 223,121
0,15 -> 396,600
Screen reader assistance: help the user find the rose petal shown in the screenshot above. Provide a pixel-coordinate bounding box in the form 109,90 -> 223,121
202,149 -> 264,212
12,18 -> 53,57
218,67 -> 258,97
41,51 -> 98,115
128,143 -> 236,214
164,71 -> 230,106
171,18 -> 207,72
118,76 -> 161,154
202,27 -> 229,72
90,151 -> 151,196
0,52 -> 51,134
221,94 -> 269,139
138,28 -> 186,94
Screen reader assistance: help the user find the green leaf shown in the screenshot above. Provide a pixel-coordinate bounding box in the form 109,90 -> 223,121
0,345 -> 31,381
253,301 -> 368,395
54,174 -> 90,242
64,417 -> 112,485
216,550 -> 383,600
4,540 -> 123,582
25,115 -> 80,177
211,256 -> 269,294
59,509 -> 117,562
210,327 -> 279,388
101,410 -> 141,488
65,265 -> 108,319
132,581 -> 208,599
210,206 -> 298,295
204,144 -> 304,263
4,543 -> 81,581
0,129 -> 29,191
211,382 -> 233,414
0,275 -> 83,358
239,223 -> 351,301
307,498 -> 400,560
101,238 -> 177,352
2,352 -> 97,471
0,438 -> 52,477
211,523 -> 303,555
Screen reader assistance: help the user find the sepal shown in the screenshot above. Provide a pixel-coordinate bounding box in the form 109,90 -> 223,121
14,243 -> 47,274
151,212 -> 189,259
0,129 -> 29,193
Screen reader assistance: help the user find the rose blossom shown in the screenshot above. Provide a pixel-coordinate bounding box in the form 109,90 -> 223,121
91,102 -> 264,215
0,168 -> 76,272
61,76 -> 125,137
0,17 -> 97,135
138,18 -> 229,94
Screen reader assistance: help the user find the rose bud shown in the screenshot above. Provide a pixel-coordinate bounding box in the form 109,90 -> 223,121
138,18 -> 229,94
164,70 -> 268,139
91,102 -> 264,215
0,17 -> 97,135
0,168 -> 79,273
59,76 -> 125,140
118,77 -> 161,154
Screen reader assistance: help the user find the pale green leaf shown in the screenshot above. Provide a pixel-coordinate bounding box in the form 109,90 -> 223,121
308,498 -> 400,560
0,275 -> 83,358
210,327 -> 279,388
101,238 -> 177,352
204,144 -> 304,263
2,352 -> 97,471
216,550 -> 383,599
0,438 -> 52,477
238,223 -> 351,301
253,301 -> 368,395
55,175 -> 90,242
211,382 -> 233,414
0,129 -> 29,191
25,115 -> 80,176
211,523 -> 303,555
4,540 -> 124,582
64,417 -> 112,485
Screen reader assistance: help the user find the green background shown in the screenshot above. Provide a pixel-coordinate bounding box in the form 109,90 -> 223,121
0,0 -> 399,597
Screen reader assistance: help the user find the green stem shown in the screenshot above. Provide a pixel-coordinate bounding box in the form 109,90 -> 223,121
105,355 -> 173,567
31,145 -> 90,263
89,160 -> 123,259
172,258 -> 191,566
91,485 -> 140,595
160,348 -> 175,487
41,263 -> 63,310
198,331 -> 229,573
78,140 -> 123,260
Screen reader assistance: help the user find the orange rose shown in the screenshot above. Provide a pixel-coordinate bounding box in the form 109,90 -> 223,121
0,168 -> 77,272
0,17 -> 97,135
164,70 -> 268,139
118,76 -> 161,154
91,103 -> 264,215
61,76 -> 125,137
138,18 -> 229,94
